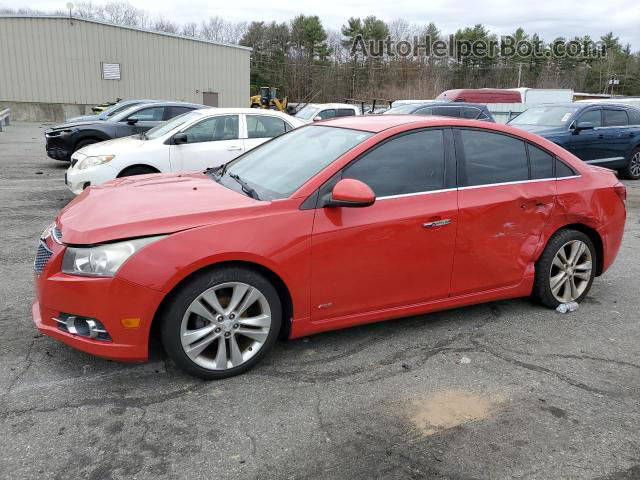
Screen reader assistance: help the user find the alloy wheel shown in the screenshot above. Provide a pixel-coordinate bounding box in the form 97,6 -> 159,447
180,282 -> 272,371
549,240 -> 593,303
630,152 -> 640,178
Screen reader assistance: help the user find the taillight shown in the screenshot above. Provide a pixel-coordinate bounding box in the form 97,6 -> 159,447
614,182 -> 627,203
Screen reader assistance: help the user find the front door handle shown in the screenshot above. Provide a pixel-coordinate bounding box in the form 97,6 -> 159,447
423,219 -> 452,228
227,145 -> 242,151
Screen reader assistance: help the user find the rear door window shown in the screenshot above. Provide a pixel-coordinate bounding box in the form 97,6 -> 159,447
166,106 -> 194,120
317,109 -> 337,120
603,109 -> 629,127
343,130 -> 445,197
459,129 -> 528,186
247,115 -> 288,138
336,109 -> 356,117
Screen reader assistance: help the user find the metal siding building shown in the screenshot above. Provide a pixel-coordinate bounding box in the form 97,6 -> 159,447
0,16 -> 250,119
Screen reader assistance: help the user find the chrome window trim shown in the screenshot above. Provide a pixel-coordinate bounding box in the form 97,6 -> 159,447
459,177 -> 557,190
585,157 -> 625,164
375,175 -> 582,199
377,188 -> 457,200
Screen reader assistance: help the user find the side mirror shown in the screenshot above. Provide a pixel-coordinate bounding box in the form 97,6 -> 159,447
126,118 -> 139,125
323,179 -> 375,208
574,121 -> 594,132
173,132 -> 188,145
313,115 -> 322,122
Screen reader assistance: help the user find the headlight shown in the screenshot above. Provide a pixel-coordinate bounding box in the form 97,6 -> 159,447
61,235 -> 166,277
77,155 -> 115,170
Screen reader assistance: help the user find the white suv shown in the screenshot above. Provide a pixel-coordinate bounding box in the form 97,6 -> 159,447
65,108 -> 305,194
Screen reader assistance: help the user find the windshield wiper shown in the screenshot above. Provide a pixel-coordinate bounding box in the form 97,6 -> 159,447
228,173 -> 260,200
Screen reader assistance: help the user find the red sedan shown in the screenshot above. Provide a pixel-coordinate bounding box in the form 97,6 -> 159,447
33,115 -> 627,379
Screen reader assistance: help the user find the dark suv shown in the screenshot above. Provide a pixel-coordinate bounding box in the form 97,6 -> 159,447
383,102 -> 496,122
45,101 -> 206,161
508,103 -> 640,179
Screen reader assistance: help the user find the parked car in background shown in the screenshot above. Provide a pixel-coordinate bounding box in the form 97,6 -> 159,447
508,103 -> 640,179
45,101 -> 206,161
383,102 -> 496,122
509,88 -> 574,104
34,115 -> 626,379
294,103 -> 360,123
437,88 -> 522,103
65,109 -> 305,194
66,99 -> 159,123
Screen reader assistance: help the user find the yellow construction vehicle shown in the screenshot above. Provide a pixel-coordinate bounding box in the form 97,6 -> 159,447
250,87 -> 288,112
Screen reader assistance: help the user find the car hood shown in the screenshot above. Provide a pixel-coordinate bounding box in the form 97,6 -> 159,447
77,135 -> 148,155
48,120 -> 105,130
507,124 -> 567,136
57,172 -> 265,244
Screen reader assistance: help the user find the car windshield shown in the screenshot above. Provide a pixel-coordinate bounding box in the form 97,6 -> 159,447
509,106 -> 579,126
217,125 -> 373,201
144,111 -> 203,140
383,104 -> 422,114
294,106 -> 320,120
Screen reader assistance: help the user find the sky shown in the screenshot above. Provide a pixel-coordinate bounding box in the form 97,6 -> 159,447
15,0 -> 640,49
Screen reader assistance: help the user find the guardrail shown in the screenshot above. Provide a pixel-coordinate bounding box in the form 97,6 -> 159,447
0,108 -> 10,132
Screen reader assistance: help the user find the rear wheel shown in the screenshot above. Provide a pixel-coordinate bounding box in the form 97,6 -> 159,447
160,267 -> 281,380
533,229 -> 596,308
620,148 -> 640,180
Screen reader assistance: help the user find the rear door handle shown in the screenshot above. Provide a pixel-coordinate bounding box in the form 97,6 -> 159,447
423,219 -> 451,228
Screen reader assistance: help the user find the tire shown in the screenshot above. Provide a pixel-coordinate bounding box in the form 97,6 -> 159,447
533,229 -> 597,308
160,267 -> 282,380
73,138 -> 100,153
117,166 -> 158,177
620,147 -> 640,180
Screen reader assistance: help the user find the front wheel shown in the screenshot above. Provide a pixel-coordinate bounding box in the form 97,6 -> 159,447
620,148 -> 640,180
160,267 -> 282,380
533,229 -> 596,308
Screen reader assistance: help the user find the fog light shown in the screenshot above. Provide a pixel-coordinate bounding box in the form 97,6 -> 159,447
52,313 -> 112,342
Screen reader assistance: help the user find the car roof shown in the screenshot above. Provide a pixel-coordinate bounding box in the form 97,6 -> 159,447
195,108 -> 292,115
407,102 -> 489,110
319,114 -> 505,132
133,101 -> 208,108
303,103 -> 358,109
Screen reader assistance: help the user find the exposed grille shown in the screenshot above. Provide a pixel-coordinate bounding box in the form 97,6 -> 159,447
34,241 -> 53,274
52,226 -> 63,243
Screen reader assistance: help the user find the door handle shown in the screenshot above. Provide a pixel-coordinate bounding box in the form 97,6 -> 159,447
227,145 -> 242,151
423,219 -> 451,228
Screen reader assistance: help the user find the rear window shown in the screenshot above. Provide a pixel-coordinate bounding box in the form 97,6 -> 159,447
556,159 -> 576,178
528,144 -> 554,179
